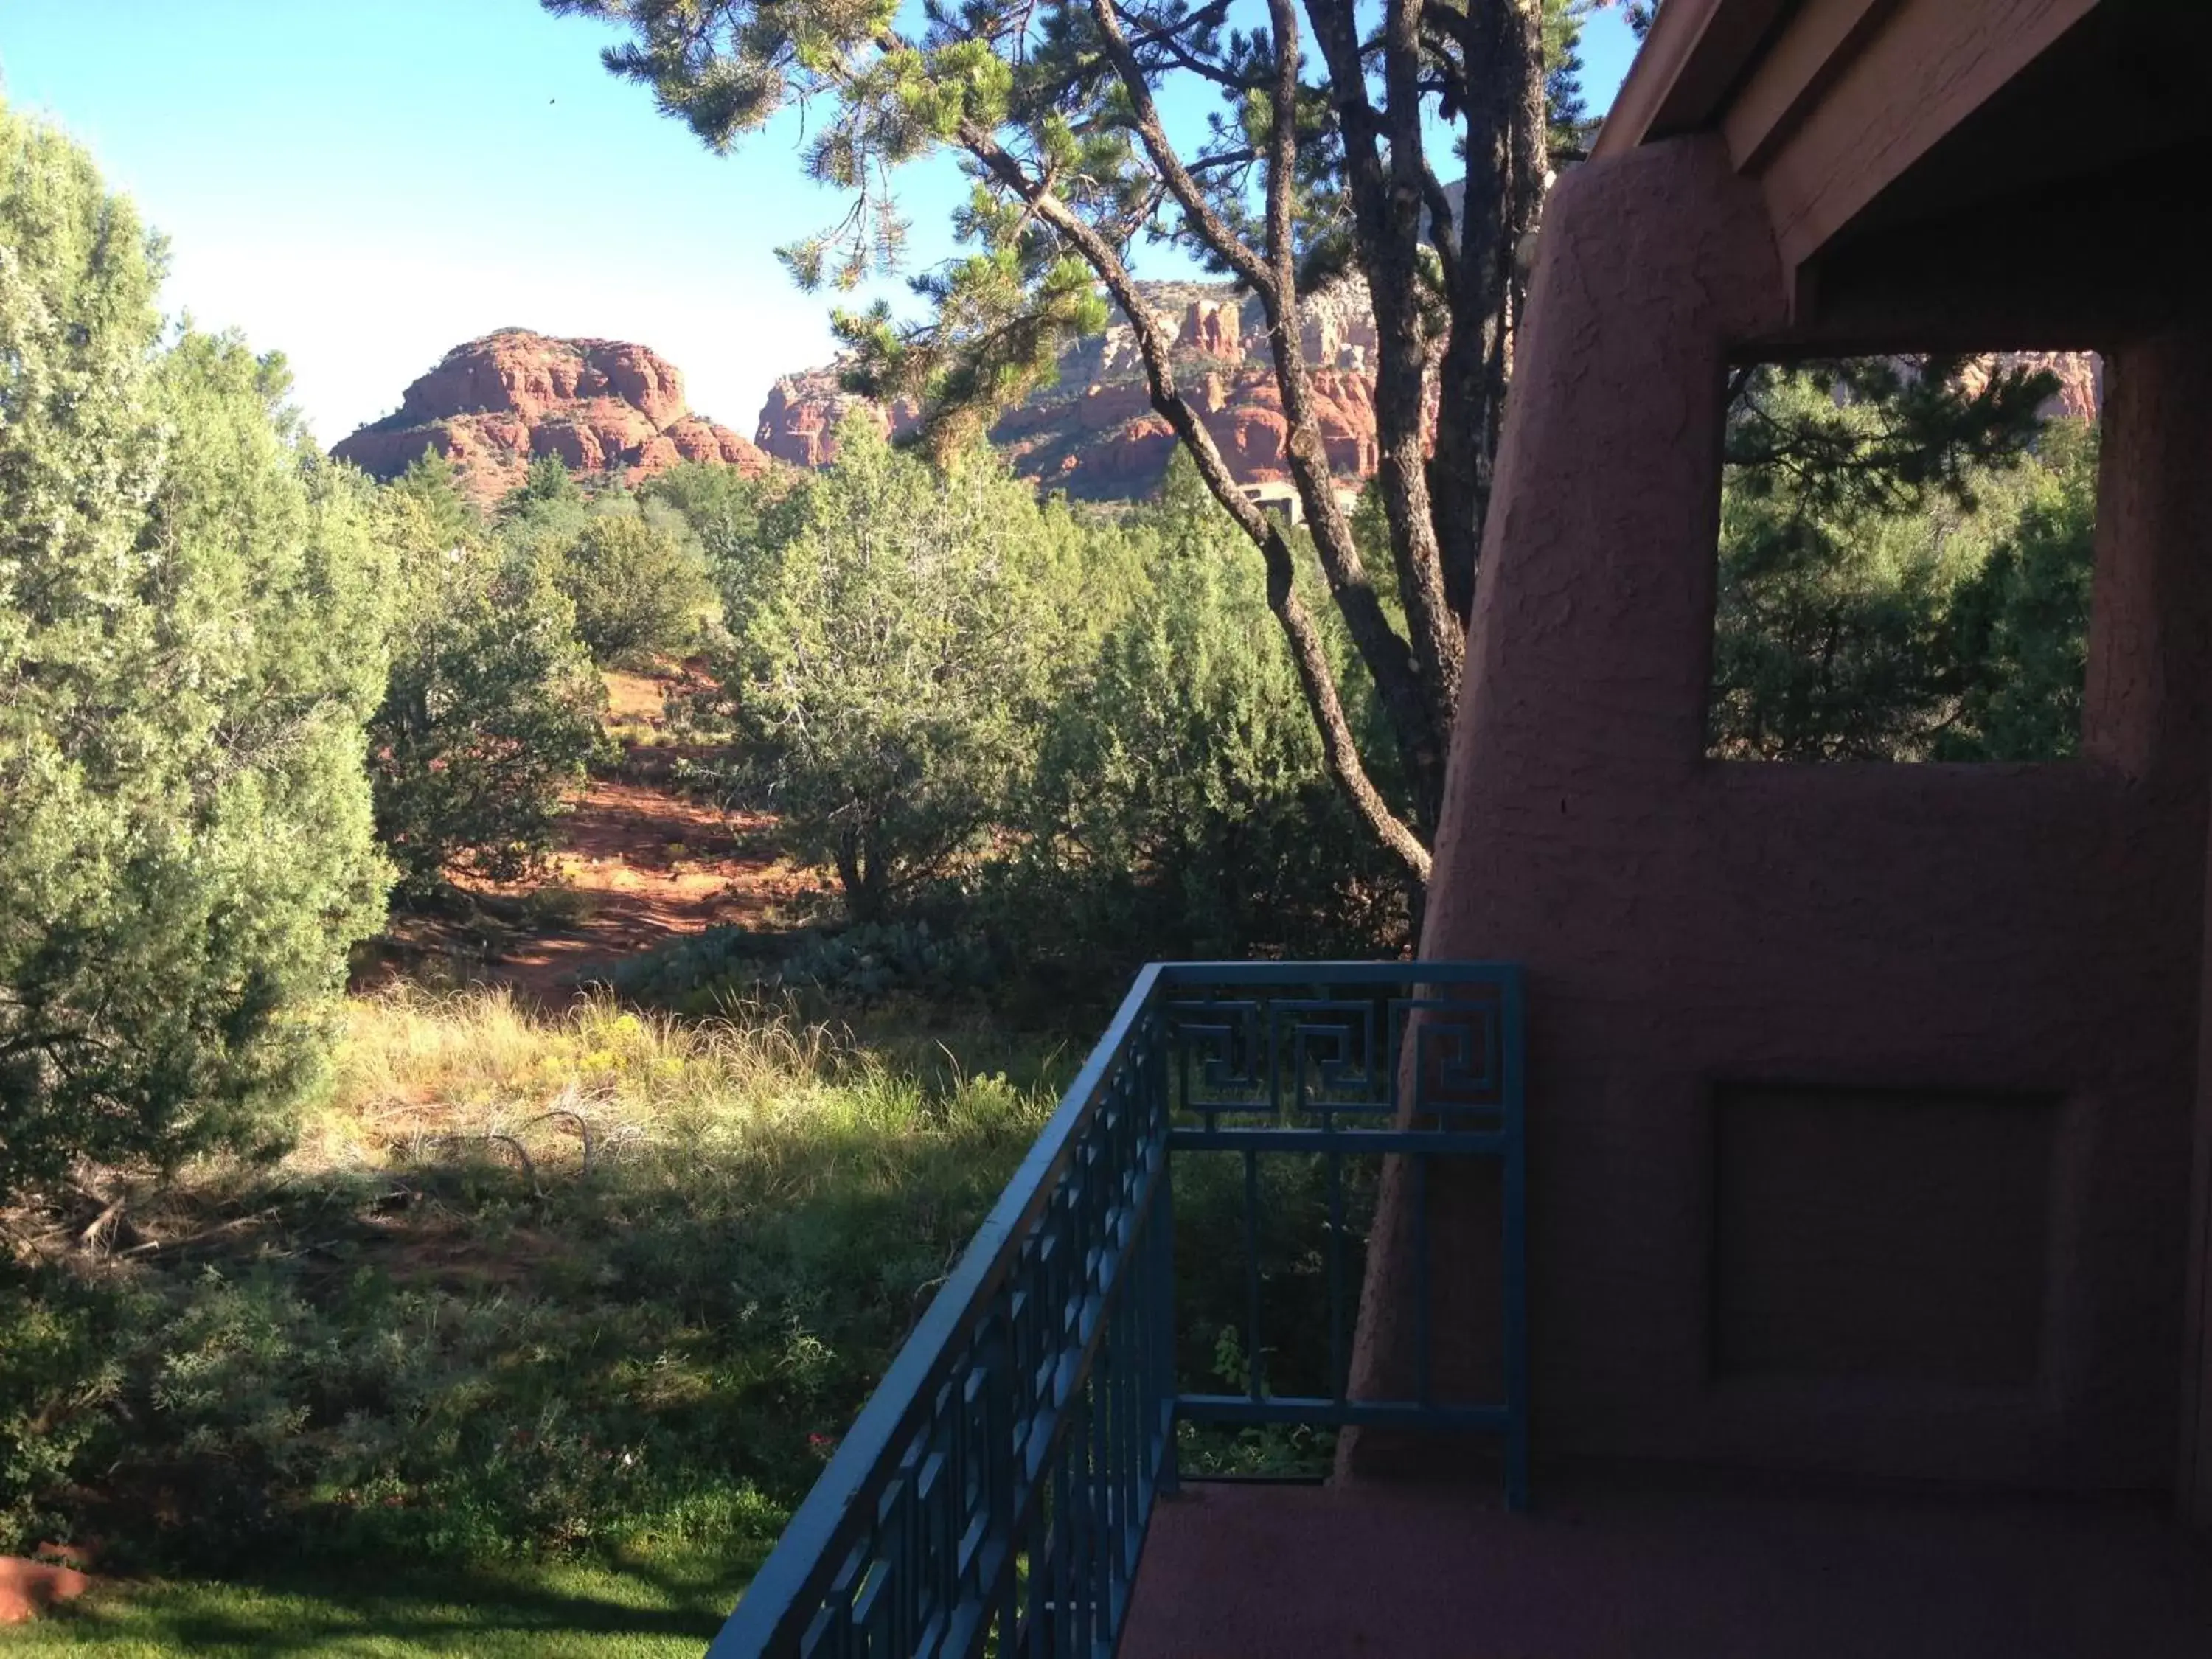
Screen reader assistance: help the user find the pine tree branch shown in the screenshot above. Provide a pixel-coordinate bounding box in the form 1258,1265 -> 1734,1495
1419,158 -> 1460,292
1073,0 -> 1447,847
1121,0 -> 1266,89
1426,0 -> 1546,626
1084,0 -> 1277,296
955,119 -> 1433,883
1248,0 -> 1441,805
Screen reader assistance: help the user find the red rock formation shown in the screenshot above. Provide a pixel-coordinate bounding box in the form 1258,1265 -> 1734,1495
1957,350 -> 2105,422
753,271 -> 2107,506
753,368 -> 922,469
333,330 -> 771,502
1177,299 -> 1242,360
757,278 -> 1384,500
1298,283 -> 1380,369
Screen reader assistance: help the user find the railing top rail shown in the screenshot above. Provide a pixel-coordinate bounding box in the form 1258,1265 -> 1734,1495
1155,959 -> 1523,989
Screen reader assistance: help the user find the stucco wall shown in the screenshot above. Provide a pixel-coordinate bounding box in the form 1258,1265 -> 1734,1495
1355,136 -> 2211,1492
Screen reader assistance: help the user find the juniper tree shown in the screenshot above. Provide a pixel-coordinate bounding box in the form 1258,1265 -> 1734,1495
2,103 -> 394,1199
549,0 -> 1600,888
1020,449 -> 1405,962
541,506 -> 717,666
366,456 -> 607,894
498,451 -> 585,518
726,425 -> 1084,919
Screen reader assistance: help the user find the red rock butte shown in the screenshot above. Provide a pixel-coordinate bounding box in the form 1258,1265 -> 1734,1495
332,330 -> 771,502
754,280 -> 1384,498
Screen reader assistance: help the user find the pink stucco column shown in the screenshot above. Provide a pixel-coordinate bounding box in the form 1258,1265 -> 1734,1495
1344,133 -> 1791,1478
2126,330 -> 2212,1524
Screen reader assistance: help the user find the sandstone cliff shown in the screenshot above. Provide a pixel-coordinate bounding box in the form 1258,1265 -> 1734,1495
754,279 -> 1382,498
333,330 -> 771,502
753,369 -> 919,470
1961,350 -> 2105,423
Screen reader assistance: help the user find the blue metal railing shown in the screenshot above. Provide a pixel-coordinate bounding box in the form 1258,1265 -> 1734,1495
711,961 -> 1526,1658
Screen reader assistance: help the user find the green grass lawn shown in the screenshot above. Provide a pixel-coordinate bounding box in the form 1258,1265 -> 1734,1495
6,1548 -> 754,1658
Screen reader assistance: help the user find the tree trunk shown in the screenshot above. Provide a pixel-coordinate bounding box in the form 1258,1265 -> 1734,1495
835,825 -> 886,922
1428,0 -> 1549,625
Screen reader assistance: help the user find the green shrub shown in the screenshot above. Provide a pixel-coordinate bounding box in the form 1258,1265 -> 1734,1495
3,102 -> 394,1201
0,994 -> 1057,1573
606,924 -> 779,1010
1708,359 -> 2084,762
609,920 -> 999,1012
713,427 -> 1084,920
367,456 -> 607,894
1935,419 -> 2098,761
641,459 -> 795,610
779,921 -> 999,1002
543,504 -> 716,667
1005,465 -> 1405,971
0,1281 -> 130,1550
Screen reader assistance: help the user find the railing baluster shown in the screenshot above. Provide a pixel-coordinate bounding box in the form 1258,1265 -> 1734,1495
1242,1146 -> 1263,1402
1328,1147 -> 1347,1405
987,1316 -> 1017,1650
1413,1150 -> 1433,1411
1022,1453 -> 1048,1658
1052,1407 -> 1077,1655
1118,1257 -> 1139,1577
1502,973 -> 1531,1514
1149,1026 -> 1179,1502
1087,1343 -> 1110,1651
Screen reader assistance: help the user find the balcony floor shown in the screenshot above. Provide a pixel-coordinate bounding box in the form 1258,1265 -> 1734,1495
1120,1473 -> 2212,1658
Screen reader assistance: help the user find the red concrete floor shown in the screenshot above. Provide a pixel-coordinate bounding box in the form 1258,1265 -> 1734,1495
1119,1475 -> 2212,1658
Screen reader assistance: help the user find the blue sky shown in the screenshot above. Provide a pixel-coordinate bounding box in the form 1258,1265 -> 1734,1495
0,1 -> 1639,447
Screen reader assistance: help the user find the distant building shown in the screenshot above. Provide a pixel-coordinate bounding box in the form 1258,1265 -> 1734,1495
1238,480 -> 1366,528
1239,481 -> 1304,525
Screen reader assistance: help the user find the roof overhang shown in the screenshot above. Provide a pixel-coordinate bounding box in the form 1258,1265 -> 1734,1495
1592,0 -> 2212,345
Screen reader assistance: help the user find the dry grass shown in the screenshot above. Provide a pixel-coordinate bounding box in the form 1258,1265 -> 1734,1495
313,988 -> 829,1153
295,986 -> 1054,1195
599,669 -> 674,751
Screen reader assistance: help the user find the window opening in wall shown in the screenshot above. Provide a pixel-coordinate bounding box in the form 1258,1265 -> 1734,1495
1706,354 -> 2099,762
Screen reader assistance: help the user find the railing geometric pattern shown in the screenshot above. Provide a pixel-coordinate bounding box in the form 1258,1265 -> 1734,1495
1165,963 -> 1526,1472
710,961 -> 1525,1658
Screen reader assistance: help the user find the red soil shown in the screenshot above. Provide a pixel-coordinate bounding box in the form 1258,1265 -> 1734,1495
470,776 -> 817,998
468,672 -> 824,999
0,1557 -> 93,1624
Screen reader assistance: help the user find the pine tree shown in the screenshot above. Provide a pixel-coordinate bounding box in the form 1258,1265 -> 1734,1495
722,425 -> 1082,919
1707,357 -> 2077,762
501,451 -> 583,517
548,0 -> 1603,893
